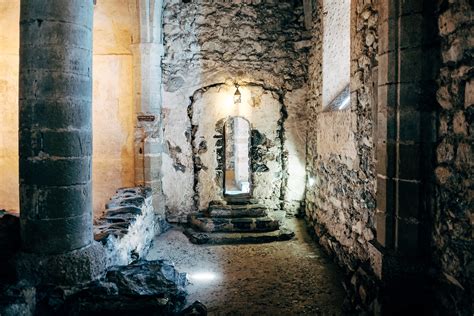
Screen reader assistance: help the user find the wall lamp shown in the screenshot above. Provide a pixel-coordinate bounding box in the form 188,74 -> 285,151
233,84 -> 241,105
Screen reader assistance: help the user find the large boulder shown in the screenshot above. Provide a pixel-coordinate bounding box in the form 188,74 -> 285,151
38,260 -> 189,316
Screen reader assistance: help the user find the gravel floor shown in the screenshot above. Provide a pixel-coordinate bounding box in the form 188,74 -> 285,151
147,218 -> 345,315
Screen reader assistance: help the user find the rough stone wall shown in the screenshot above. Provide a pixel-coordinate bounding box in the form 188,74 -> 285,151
161,0 -> 309,221
305,0 -> 378,271
0,1 -> 136,217
0,1 -> 20,213
192,84 -> 283,211
94,187 -> 160,267
433,0 -> 473,313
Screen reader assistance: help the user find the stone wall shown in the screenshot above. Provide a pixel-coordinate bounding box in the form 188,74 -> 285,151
161,0 -> 309,221
305,0 -> 378,272
191,84 -> 283,210
0,1 -> 136,217
433,0 -> 473,313
94,187 -> 163,267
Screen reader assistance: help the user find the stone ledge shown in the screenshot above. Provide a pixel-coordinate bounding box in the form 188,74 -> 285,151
94,187 -> 166,267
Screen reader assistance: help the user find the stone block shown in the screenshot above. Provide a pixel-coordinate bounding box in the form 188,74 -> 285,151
377,52 -> 397,85
397,180 -> 420,219
465,79 -> 474,107
399,110 -> 421,142
19,157 -> 91,186
395,220 -> 419,256
19,71 -> 92,100
375,212 -> 394,248
19,99 -> 91,130
20,184 -> 91,220
14,242 -> 105,286
20,212 -> 92,254
378,18 -> 397,54
376,105 -> 396,141
399,0 -> 423,15
376,140 -> 395,177
399,13 -> 423,49
20,0 -> 93,29
19,129 -> 92,158
376,176 -> 395,215
399,82 -> 423,110
398,143 -> 421,180
399,48 -> 423,83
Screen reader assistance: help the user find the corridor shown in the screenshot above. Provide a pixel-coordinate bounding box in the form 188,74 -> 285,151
147,219 -> 345,315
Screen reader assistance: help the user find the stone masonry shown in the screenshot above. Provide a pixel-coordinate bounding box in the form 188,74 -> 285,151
161,0 -> 310,221
17,0 -> 105,285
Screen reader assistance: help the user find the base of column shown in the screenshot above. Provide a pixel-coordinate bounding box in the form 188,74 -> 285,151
14,242 -> 106,286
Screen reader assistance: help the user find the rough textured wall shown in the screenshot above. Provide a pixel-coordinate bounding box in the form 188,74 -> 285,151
433,0 -> 473,313
322,0 -> 351,107
192,85 -> 283,210
92,0 -> 135,217
161,0 -> 309,221
0,1 -> 19,213
305,0 -> 378,270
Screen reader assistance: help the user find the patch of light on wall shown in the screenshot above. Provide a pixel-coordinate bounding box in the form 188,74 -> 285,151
338,95 -> 350,110
308,176 -> 316,187
188,272 -> 218,283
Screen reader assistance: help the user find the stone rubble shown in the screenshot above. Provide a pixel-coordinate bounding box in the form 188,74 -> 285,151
94,187 -> 168,267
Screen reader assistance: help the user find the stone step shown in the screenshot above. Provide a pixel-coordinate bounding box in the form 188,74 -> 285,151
184,227 -> 295,245
212,197 -> 261,205
188,214 -> 280,233
206,205 -> 268,218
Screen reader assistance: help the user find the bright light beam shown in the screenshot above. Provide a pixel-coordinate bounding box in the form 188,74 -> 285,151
188,272 -> 218,282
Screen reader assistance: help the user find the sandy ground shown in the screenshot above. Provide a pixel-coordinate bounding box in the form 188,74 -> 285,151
147,218 -> 345,316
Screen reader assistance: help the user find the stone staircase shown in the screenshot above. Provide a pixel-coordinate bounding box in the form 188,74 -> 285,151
184,198 -> 294,244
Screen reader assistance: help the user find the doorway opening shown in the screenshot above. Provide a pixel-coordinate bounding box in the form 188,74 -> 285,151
223,117 -> 251,197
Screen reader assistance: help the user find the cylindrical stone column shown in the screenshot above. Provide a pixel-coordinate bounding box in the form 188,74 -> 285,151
19,0 -> 94,254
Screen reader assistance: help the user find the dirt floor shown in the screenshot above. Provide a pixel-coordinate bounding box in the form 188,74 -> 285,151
147,218 -> 345,315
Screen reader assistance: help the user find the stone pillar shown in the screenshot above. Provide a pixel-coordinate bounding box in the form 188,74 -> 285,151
17,0 -> 104,284
373,0 -> 439,311
130,0 -> 165,216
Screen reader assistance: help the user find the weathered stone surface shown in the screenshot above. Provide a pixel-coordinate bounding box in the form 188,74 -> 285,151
0,281 -> 36,316
36,260 -> 189,316
94,187 -> 164,267
305,0 -> 378,313
14,242 -> 106,286
161,0 -> 309,221
186,199 -> 292,245
432,1 -> 473,314
19,0 -> 94,255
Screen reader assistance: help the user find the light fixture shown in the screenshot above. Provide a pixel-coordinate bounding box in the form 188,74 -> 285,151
233,84 -> 241,105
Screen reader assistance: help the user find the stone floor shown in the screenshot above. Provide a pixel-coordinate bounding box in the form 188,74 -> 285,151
147,218 -> 345,315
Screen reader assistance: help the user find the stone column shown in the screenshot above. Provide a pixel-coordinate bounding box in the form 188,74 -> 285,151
372,0 -> 439,311
130,0 -> 165,216
17,0 -> 104,284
